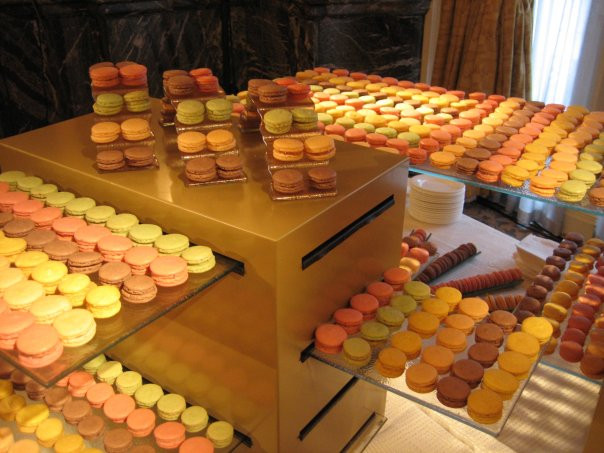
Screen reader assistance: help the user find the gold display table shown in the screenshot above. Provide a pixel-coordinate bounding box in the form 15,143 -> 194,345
0,101 -> 408,452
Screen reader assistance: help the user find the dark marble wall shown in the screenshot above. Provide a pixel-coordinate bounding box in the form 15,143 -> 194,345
0,0 -> 429,139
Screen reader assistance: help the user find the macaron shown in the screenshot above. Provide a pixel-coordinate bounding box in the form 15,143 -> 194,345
149,255 -> 189,287
86,382 -> 115,408
15,403 -> 49,433
124,246 -> 159,275
126,408 -> 156,437
154,421 -> 186,449
180,405 -> 208,433
407,311 -> 439,338
53,308 -> 96,347
376,347 -> 407,378
35,417 -> 64,447
342,337 -> 371,367
505,331 -> 540,362
181,246 -> 215,273
97,361 -> 123,385
421,345 -> 454,374
466,388 -> 503,424
451,359 -> 484,388
128,224 -> 163,246
157,393 -> 187,421
62,399 -> 92,425
104,428 -> 133,453
16,324 -> 63,368
104,394 -> 136,423
134,383 -> 164,409
405,363 -> 438,393
314,323 -> 347,354
359,321 -> 389,345
85,285 -> 121,318
206,421 -> 233,449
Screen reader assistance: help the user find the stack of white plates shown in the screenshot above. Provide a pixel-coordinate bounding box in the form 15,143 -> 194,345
408,175 -> 465,224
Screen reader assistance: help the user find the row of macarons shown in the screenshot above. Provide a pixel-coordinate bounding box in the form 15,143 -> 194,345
0,354 -> 228,452
90,118 -> 154,144
162,68 -> 221,97
525,233 -> 604,378
93,91 -> 151,117
176,129 -> 238,155
89,61 -> 148,89
0,169 -> 216,274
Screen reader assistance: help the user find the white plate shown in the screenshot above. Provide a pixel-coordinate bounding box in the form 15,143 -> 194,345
411,174 -> 465,195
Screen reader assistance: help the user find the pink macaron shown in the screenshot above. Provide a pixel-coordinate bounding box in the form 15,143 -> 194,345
0,311 -> 35,350
124,246 -> 158,275
73,225 -> 112,252
154,422 -> 186,449
86,382 -> 115,408
97,235 -> 134,262
127,408 -> 156,437
30,207 -> 63,230
12,199 -> 44,219
52,217 -> 87,240
15,323 -> 63,368
149,256 -> 188,287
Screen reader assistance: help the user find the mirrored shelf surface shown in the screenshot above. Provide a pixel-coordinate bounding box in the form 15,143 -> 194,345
0,253 -> 241,387
410,164 -> 604,217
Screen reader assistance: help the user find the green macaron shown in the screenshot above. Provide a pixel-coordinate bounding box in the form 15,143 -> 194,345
206,99 -> 232,122
354,123 -> 376,133
181,246 -> 216,273
291,108 -> 318,131
106,213 -> 139,236
85,205 -> 117,225
65,197 -> 96,218
335,117 -> 355,130
375,127 -> 398,139
264,109 -> 292,135
128,223 -> 163,245
30,183 -> 58,200
0,170 -> 26,189
154,233 -> 189,255
93,93 -> 124,116
45,191 -> 75,210
176,100 -> 205,125
16,176 -> 43,193
317,113 -> 333,125
398,132 -> 421,147
123,90 -> 150,113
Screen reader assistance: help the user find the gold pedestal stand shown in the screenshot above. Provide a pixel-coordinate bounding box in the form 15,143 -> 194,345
0,100 -> 408,452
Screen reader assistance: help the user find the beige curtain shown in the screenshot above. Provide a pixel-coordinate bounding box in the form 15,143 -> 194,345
431,0 -> 533,98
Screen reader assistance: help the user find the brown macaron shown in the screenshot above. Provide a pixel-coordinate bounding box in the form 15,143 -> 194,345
68,251 -> 103,274
104,428 -> 134,453
272,169 -> 305,194
26,230 -> 57,251
78,414 -> 106,440
475,323 -> 504,347
0,212 -> 14,227
43,239 -> 79,263
308,167 -> 337,191
185,157 -> 217,183
553,247 -> 573,261
25,380 -> 47,401
451,359 -> 484,388
96,150 -> 126,171
488,310 -> 518,334
3,218 -> 35,238
258,83 -> 287,104
44,387 -> 72,412
121,275 -> 157,304
526,284 -> 548,301
124,147 -> 155,167
540,264 -> 561,281
517,296 -> 541,314
216,155 -> 244,180
533,274 -> 554,291
99,262 -> 132,287
468,342 -> 499,368
62,399 -> 92,425
10,370 -> 30,391
436,376 -> 471,408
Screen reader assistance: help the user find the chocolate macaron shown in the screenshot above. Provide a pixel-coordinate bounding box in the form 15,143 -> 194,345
99,262 -> 132,287
185,157 -> 217,183
26,230 -> 57,251
216,155 -> 244,180
68,252 -> 103,275
436,376 -> 470,408
553,247 -> 573,261
468,343 -> 499,368
97,150 -> 125,171
541,264 -> 561,281
125,147 -> 155,167
272,169 -> 304,194
308,167 -> 337,191
43,239 -> 79,263
121,275 -> 157,304
451,359 -> 484,388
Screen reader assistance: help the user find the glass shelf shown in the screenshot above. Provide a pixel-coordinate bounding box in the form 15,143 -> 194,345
0,253 -> 242,387
308,319 -> 545,437
410,164 -> 604,217
110,356 -> 253,451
